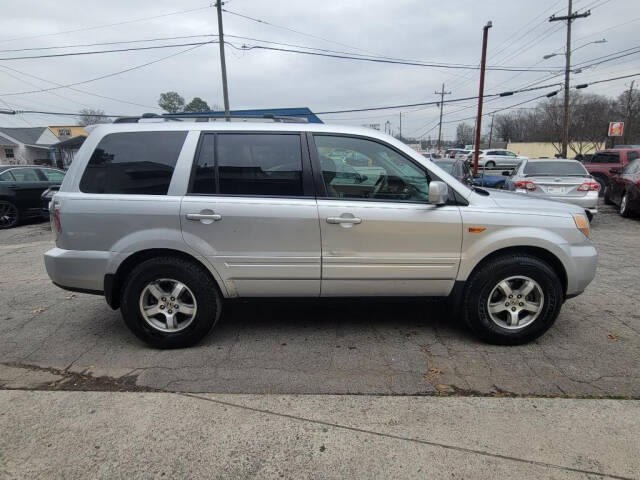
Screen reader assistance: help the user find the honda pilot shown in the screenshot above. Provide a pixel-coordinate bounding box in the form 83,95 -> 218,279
44,119 -> 598,348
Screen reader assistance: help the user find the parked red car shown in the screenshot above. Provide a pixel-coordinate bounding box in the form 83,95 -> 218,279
604,157 -> 640,217
581,148 -> 640,194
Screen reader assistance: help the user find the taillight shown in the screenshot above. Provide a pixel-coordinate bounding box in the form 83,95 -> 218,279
577,182 -> 600,192
51,202 -> 62,236
514,180 -> 537,191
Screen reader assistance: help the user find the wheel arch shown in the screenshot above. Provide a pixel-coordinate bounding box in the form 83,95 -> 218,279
105,248 -> 228,309
464,246 -> 568,297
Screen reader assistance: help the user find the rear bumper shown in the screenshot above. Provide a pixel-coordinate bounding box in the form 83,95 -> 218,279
546,194 -> 598,212
44,248 -> 110,292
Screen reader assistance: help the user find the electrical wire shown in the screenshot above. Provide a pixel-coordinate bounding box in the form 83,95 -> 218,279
0,4 -> 213,44
0,43 -> 207,98
0,40 -> 216,61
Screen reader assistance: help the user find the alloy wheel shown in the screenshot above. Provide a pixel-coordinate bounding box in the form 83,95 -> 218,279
486,276 -> 544,330
0,201 -> 18,229
138,278 -> 197,332
620,194 -> 628,215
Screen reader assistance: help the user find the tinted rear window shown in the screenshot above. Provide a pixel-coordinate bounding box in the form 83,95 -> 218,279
80,131 -> 187,194
523,161 -> 587,176
191,133 -> 304,196
588,152 -> 620,164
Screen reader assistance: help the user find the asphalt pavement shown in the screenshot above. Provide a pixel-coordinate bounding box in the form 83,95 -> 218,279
1,202 -> 638,397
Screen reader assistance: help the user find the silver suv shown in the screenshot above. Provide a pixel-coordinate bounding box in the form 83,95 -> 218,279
44,120 -> 597,348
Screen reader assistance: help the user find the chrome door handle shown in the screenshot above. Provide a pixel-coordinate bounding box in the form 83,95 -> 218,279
326,216 -> 362,224
186,213 -> 222,221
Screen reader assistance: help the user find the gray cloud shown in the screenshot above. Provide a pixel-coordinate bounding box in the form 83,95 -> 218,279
0,0 -> 637,140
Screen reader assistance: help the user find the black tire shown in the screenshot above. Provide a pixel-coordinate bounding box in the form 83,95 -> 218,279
603,186 -> 614,205
585,210 -> 593,222
620,193 -> 631,218
0,200 -> 19,229
462,254 -> 563,345
594,175 -> 607,197
120,257 -> 222,348
485,161 -> 496,169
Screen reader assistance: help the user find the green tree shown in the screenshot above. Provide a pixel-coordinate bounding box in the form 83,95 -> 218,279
158,91 -> 185,113
184,97 -> 210,112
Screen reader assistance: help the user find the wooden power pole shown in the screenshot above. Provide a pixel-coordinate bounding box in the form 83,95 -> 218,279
473,21 -> 492,176
435,83 -> 451,151
550,1 -> 591,157
215,1 -> 231,120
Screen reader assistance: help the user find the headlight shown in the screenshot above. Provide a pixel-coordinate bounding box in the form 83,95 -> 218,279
573,213 -> 590,238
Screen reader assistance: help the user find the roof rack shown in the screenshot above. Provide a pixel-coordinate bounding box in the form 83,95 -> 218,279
113,113 -> 309,124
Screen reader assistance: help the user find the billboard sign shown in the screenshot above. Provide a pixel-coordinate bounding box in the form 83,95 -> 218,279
608,122 -> 624,137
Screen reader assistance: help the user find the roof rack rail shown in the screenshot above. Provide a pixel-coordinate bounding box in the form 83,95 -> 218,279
113,113 -> 309,124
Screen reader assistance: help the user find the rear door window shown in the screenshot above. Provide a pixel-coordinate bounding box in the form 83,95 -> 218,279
40,169 -> 65,182
10,168 -> 40,182
590,152 -> 620,164
191,133 -> 305,197
0,170 -> 15,181
80,131 -> 187,195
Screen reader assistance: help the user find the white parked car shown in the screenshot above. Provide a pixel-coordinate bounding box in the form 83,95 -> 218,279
467,149 -> 528,168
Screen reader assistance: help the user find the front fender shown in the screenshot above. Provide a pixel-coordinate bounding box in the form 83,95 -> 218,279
457,226 -> 573,282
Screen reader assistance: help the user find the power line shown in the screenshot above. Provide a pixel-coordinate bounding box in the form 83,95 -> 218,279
0,63 -> 159,110
0,4 -> 213,44
0,34 -> 217,54
0,44 -> 207,98
0,40 -> 216,61
237,44 -> 564,72
316,82 -> 563,115
221,8 -> 383,57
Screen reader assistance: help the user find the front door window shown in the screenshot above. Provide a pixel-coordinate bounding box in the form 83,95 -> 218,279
314,135 -> 430,203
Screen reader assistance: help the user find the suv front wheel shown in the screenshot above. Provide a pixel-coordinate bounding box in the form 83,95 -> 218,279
462,254 -> 563,345
120,257 -> 221,348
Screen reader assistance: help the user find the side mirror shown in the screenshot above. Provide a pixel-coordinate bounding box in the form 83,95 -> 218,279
429,181 -> 449,205
609,168 -> 620,174
501,170 -> 511,176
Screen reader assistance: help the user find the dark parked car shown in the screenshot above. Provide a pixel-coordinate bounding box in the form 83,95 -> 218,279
581,148 -> 640,195
604,157 -> 640,217
0,165 -> 65,229
41,185 -> 60,219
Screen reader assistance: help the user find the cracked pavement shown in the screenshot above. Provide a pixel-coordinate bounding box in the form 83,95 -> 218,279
1,202 -> 639,396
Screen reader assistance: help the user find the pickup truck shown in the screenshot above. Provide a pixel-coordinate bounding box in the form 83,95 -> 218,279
582,148 -> 640,194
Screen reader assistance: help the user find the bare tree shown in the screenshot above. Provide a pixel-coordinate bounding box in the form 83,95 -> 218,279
77,109 -> 112,126
455,122 -> 475,146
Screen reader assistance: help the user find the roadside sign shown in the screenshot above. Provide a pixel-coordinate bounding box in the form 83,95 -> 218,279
608,122 -> 624,137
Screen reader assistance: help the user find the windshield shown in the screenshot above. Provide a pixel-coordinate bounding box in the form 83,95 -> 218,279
524,161 -> 588,176
434,161 -> 455,173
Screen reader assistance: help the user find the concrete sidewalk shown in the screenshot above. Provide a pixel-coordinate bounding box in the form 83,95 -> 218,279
1,391 -> 638,479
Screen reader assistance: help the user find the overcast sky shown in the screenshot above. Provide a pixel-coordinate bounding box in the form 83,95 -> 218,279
0,0 -> 637,140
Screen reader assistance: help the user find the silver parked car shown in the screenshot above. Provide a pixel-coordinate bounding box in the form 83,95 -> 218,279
505,159 -> 599,220
468,149 -> 528,168
44,119 -> 597,348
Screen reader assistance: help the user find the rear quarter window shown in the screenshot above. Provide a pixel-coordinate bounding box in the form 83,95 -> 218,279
80,131 -> 187,194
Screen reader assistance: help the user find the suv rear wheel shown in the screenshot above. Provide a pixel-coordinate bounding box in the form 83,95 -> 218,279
462,254 -> 563,345
120,257 -> 221,348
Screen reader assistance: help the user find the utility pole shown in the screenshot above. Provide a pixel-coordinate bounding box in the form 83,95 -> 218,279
215,1 -> 231,121
473,21 -> 492,176
399,112 -> 402,140
550,1 -> 591,157
623,80 -> 635,145
488,114 -> 495,148
435,83 -> 451,151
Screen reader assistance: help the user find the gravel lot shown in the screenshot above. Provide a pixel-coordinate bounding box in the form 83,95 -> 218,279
1,202 -> 638,397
